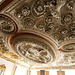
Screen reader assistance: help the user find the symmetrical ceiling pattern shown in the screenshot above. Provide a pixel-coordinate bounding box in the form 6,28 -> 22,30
0,0 -> 75,69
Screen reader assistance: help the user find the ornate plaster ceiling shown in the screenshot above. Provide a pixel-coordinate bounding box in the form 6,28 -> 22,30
0,0 -> 75,69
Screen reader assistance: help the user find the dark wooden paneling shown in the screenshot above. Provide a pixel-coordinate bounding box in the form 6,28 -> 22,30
0,0 -> 14,11
40,70 -> 45,75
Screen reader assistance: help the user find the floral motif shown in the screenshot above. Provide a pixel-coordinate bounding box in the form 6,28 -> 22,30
61,12 -> 73,24
15,4 -> 30,18
31,0 -> 45,17
24,18 -> 35,27
10,33 -> 56,63
2,0 -> 75,67
21,6 -> 30,16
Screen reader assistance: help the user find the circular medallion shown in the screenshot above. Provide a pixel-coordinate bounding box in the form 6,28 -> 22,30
61,12 -> 73,24
31,0 -> 45,17
10,32 -> 57,63
21,5 -> 30,17
24,18 -> 35,27
0,14 -> 18,34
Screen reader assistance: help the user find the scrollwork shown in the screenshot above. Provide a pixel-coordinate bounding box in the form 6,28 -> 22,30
0,14 -> 17,34
0,37 -> 9,54
15,4 -> 31,18
59,53 -> 75,65
0,21 -> 14,33
36,20 -> 45,31
61,43 -> 75,52
24,18 -> 35,27
21,6 -> 30,17
14,0 -> 75,45
61,12 -> 73,24
60,28 -> 68,35
1,0 -> 75,68
31,0 -> 45,17
45,15 -> 53,24
9,33 -> 56,64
